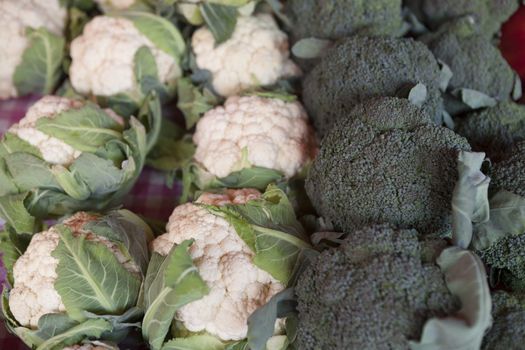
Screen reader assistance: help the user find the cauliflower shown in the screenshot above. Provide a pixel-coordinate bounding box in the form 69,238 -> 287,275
193,95 -> 317,179
70,15 -> 181,99
9,212 -> 140,328
0,0 -> 66,99
8,95 -> 122,166
151,189 -> 284,341
191,14 -> 300,97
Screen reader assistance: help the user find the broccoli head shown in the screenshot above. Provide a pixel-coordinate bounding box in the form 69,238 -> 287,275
303,36 -> 443,137
305,97 -> 470,234
422,18 -> 515,100
482,291 -> 525,349
285,0 -> 403,42
492,141 -> 525,197
295,225 -> 459,350
456,101 -> 525,161
405,0 -> 519,35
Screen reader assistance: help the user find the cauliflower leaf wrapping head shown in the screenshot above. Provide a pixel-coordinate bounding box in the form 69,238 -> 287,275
0,0 -> 66,99
3,210 -> 151,350
70,15 -> 184,113
0,95 -> 153,233
193,95 -> 317,179
144,186 -> 310,348
150,189 -> 283,341
191,14 -> 300,97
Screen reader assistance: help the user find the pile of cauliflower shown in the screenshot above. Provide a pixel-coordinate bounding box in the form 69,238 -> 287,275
2,1 -> 525,350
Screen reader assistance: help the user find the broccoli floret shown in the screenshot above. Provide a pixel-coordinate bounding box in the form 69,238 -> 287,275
405,0 -> 519,35
303,36 -> 443,137
305,97 -> 470,235
421,18 -> 515,100
456,101 -> 525,161
492,141 -> 525,197
482,291 -> 525,349
285,0 -> 403,42
295,225 -> 459,350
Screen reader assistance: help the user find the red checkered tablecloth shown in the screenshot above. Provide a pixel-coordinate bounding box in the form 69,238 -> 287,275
0,95 -> 180,349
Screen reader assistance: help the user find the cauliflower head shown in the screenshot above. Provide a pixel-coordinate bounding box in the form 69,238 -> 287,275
151,189 -> 284,341
193,95 -> 317,179
7,95 -> 122,166
192,14 -> 300,97
70,16 -> 180,98
9,212 -> 140,328
0,0 -> 66,99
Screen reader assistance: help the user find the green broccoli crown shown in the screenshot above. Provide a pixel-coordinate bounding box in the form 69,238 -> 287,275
305,97 -> 470,234
492,141 -> 525,197
285,0 -> 403,42
456,101 -> 525,161
295,225 -> 458,350
406,0 -> 519,35
422,18 -> 515,100
303,36 -> 443,137
478,233 -> 525,287
482,291 -> 525,350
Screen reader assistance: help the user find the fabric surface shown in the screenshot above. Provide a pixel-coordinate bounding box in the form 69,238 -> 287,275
0,95 -> 180,349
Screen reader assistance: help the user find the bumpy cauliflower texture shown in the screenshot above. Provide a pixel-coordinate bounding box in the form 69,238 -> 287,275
9,212 -> 139,328
192,14 -> 300,97
0,0 -> 66,99
8,96 -> 123,166
70,16 -> 180,97
193,95 -> 317,178
151,189 -> 284,341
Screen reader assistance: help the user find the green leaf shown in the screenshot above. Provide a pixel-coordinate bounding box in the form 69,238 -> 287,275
451,151 -> 490,248
143,240 -> 209,350
247,288 -> 296,350
513,73 -> 523,101
147,135 -> 196,172
177,78 -> 219,129
70,153 -> 124,196
217,167 -> 284,190
97,93 -> 140,118
0,159 -> 18,197
83,307 -> 144,342
0,230 -> 21,285
200,3 -> 238,44
51,165 -> 91,201
134,47 -> 170,102
438,60 -> 453,92
52,226 -> 141,321
84,210 -> 151,276
136,91 -> 163,154
35,104 -> 123,153
0,193 -> 35,234
13,28 -> 65,95
35,313 -> 79,340
408,83 -> 427,107
5,153 -> 60,192
125,12 -> 186,61
38,318 -> 112,350
452,88 -> 498,109
266,335 -> 288,350
204,186 -> 310,284
291,38 -> 332,59
409,247 -> 491,350
225,341 -> 248,350
473,190 -> 525,250
242,90 -> 297,103
0,133 -> 42,159
162,334 -> 226,350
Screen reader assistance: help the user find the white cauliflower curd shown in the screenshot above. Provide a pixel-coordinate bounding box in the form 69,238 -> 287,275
193,95 -> 317,178
70,16 -> 180,98
151,189 -> 284,341
8,212 -> 140,329
0,0 -> 66,99
7,95 -> 123,166
191,14 -> 300,97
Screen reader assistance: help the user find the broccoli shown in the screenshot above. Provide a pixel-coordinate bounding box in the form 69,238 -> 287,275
295,225 -> 459,350
285,0 -> 404,42
421,18 -> 515,101
491,141 -> 525,197
302,36 -> 443,137
456,101 -> 525,161
305,96 -> 470,235
405,0 -> 519,35
482,291 -> 525,349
